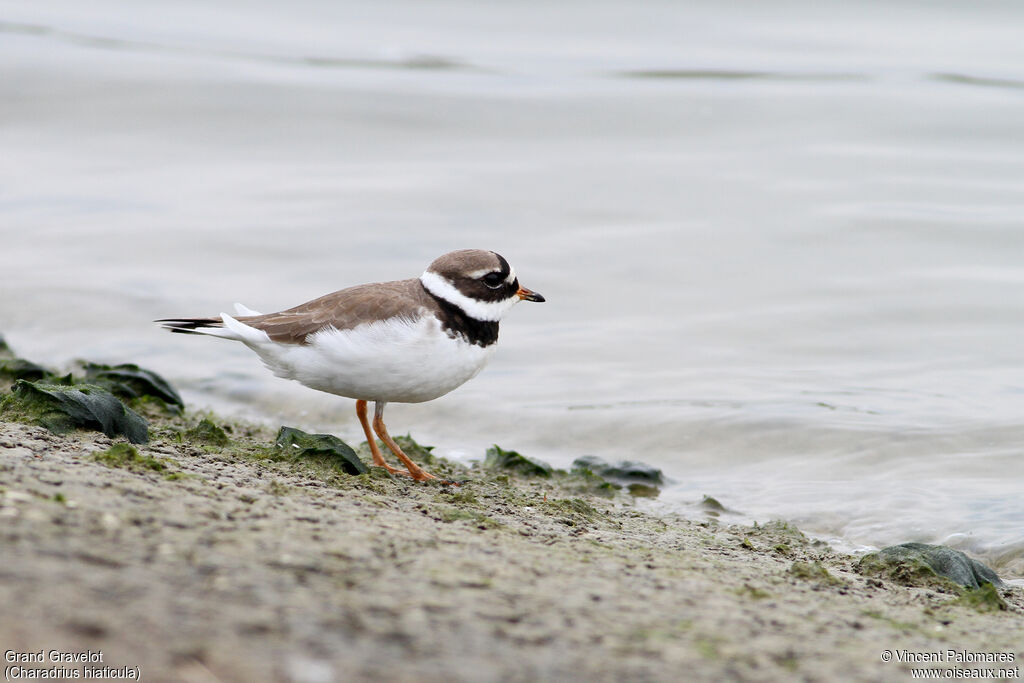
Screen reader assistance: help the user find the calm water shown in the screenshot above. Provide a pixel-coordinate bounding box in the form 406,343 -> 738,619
3,1 -> 1023,579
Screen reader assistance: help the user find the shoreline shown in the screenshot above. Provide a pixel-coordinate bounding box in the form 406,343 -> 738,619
1,413 -> 1022,682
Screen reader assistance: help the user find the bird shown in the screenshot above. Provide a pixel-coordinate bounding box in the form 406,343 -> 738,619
157,249 -> 545,482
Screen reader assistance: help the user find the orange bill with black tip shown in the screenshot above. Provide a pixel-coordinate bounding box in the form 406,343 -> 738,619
517,286 -> 545,303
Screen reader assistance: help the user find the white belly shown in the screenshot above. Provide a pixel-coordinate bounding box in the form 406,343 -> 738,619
243,314 -> 495,403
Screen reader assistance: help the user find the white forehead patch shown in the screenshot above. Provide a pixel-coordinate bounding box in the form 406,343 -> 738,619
420,271 -> 519,322
466,266 -> 517,284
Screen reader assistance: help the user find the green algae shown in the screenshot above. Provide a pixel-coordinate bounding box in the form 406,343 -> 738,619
571,455 -> 663,485
484,445 -> 552,477
857,543 -> 1003,590
557,497 -> 600,518
364,466 -> 395,481
700,495 -> 727,514
626,483 -> 660,498
772,651 -> 800,672
950,583 -> 1008,613
0,339 -> 49,382
0,358 -> 50,382
788,561 -> 845,586
275,427 -> 367,476
761,520 -> 806,538
694,635 -> 723,660
624,620 -> 694,646
434,489 -> 479,507
0,341 -> 188,443
3,380 -> 148,444
266,480 -> 291,496
748,520 -> 809,550
857,552 -> 955,591
82,362 -> 184,412
92,443 -> 167,473
90,443 -> 190,481
592,481 -> 622,497
571,455 -> 662,497
185,418 -> 230,447
860,609 -> 920,632
0,339 -> 181,414
558,466 -> 622,498
544,497 -> 603,526
735,584 -> 771,600
437,506 -> 501,529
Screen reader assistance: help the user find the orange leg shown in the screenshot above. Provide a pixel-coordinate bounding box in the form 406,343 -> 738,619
372,401 -> 438,482
355,399 -> 412,478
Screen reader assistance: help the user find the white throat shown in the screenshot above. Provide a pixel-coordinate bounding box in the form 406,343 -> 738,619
420,271 -> 518,322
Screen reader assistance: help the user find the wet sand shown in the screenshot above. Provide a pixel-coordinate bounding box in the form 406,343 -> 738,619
1,418 -> 1021,682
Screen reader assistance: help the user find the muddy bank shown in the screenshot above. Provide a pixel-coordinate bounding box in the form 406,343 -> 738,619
1,416 -> 1021,683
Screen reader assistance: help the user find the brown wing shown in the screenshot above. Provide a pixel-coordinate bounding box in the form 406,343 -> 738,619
238,278 -> 435,345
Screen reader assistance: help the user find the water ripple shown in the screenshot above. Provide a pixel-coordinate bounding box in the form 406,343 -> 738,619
615,68 -> 868,82
0,20 -> 470,73
931,72 -> 1024,91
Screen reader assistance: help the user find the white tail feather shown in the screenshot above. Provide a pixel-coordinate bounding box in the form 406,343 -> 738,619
220,313 -> 272,345
234,302 -> 263,316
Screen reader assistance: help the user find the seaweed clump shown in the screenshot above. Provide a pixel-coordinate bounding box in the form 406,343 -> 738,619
571,455 -> 663,485
572,455 -> 663,497
483,446 -> 665,499
82,362 -> 184,412
484,445 -> 552,478
4,380 -> 149,444
0,357 -> 50,382
0,338 -> 183,444
857,543 -> 1003,591
276,427 -> 368,476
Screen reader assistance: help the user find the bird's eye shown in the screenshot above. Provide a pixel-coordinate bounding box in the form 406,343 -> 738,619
482,272 -> 504,288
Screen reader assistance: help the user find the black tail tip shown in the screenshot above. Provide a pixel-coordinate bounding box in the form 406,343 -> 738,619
155,317 -> 221,333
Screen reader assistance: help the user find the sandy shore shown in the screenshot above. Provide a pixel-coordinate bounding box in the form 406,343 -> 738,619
1,416 -> 1021,683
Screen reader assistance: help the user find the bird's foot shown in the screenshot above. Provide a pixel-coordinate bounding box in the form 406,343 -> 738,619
402,465 -> 437,482
374,462 -> 413,479
387,464 -> 462,486
404,464 -> 463,486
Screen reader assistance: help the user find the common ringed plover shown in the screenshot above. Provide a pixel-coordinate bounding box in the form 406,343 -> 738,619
157,249 -> 544,482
